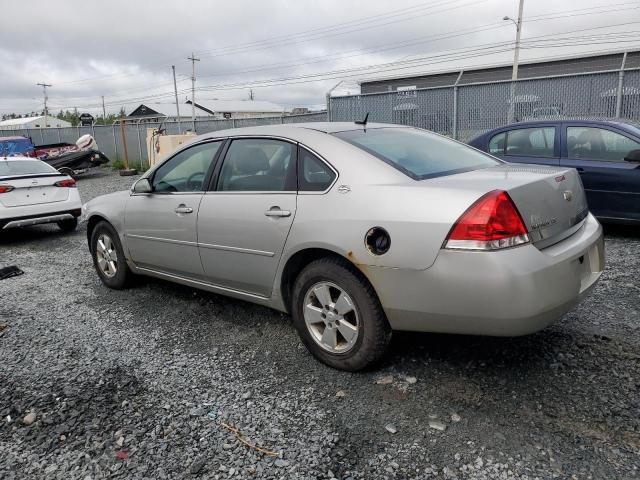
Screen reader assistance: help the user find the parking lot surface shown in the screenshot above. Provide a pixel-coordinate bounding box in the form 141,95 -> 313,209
1,169 -> 639,479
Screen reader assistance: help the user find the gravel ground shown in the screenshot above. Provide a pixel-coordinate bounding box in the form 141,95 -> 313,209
1,168 -> 639,479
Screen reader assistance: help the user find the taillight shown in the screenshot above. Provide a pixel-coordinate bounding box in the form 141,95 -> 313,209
54,178 -> 76,188
0,185 -> 14,193
444,190 -> 529,251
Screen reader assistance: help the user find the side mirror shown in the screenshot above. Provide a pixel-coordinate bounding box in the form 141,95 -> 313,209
624,149 -> 640,163
132,178 -> 152,193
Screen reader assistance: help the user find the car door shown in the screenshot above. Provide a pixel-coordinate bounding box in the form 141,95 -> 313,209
125,140 -> 223,277
488,125 -> 560,167
197,137 -> 298,297
560,124 -> 640,221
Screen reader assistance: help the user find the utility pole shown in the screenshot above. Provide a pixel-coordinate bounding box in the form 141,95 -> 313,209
36,82 -> 52,127
172,65 -> 182,134
101,96 -> 107,122
249,88 -> 254,101
504,0 -> 524,123
187,53 -> 200,132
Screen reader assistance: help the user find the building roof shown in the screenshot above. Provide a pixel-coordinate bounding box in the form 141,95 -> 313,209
0,115 -> 71,127
189,99 -> 287,114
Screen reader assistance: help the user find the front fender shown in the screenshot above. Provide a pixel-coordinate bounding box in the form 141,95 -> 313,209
83,190 -> 130,252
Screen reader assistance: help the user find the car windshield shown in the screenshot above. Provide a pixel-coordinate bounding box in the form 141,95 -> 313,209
333,127 -> 500,179
0,159 -> 58,178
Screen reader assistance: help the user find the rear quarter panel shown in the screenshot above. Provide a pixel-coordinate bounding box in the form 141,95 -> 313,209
283,182 -> 483,272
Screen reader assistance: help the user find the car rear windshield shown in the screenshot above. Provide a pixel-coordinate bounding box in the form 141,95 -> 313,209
333,128 -> 500,180
0,159 -> 58,178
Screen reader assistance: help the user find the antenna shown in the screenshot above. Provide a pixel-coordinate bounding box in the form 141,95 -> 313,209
355,112 -> 369,126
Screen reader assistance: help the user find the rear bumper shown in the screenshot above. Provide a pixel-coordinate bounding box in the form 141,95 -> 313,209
366,213 -> 604,336
1,208 -> 82,230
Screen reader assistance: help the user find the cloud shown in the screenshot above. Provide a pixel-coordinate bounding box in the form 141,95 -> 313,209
0,0 -> 637,115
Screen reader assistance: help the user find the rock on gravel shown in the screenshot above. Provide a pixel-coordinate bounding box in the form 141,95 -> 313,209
22,412 -> 36,425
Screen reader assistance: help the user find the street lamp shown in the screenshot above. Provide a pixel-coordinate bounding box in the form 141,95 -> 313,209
504,0 -> 524,122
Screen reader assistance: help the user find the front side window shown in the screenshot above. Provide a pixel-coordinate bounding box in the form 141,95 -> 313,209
152,141 -> 221,193
567,127 -> 640,161
333,128 -> 499,180
504,127 -> 555,158
299,148 -> 335,191
217,138 -> 295,191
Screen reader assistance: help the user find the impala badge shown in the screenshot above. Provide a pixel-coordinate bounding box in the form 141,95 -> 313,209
337,185 -> 351,194
563,190 -> 573,202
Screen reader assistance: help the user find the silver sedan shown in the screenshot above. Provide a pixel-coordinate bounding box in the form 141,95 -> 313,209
83,123 -> 604,370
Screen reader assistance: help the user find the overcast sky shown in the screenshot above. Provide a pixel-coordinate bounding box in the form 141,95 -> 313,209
1,0 -> 638,116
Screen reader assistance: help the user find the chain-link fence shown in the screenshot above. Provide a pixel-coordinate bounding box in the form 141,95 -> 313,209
0,111 -> 328,166
4,69 -> 639,166
330,68 -> 640,142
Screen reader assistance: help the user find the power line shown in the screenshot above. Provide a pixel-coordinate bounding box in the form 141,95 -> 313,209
37,20 -> 640,111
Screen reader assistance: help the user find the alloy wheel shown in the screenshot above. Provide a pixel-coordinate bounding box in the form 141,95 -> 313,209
95,233 -> 118,278
303,281 -> 360,354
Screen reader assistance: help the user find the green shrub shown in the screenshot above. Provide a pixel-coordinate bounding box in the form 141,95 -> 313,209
111,159 -> 125,170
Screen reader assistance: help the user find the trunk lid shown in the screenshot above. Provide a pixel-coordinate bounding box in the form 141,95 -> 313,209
0,175 -> 69,208
429,164 -> 589,248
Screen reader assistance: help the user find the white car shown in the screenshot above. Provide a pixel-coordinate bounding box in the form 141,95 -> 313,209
0,156 -> 82,231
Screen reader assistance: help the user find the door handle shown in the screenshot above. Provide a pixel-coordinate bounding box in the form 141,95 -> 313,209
175,205 -> 193,214
264,206 -> 291,217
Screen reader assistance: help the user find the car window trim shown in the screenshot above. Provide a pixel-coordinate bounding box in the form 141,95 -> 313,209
210,136 -> 299,193
297,144 -> 339,195
139,139 -> 226,196
563,124 -> 640,162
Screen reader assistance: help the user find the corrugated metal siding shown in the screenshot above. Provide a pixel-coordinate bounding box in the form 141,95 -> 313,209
361,51 -> 633,93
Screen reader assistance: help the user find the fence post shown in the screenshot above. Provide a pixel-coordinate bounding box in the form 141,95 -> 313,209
232,118 -> 237,128
119,119 -> 129,169
39,127 -> 44,144
112,123 -> 118,161
136,120 -> 143,167
57,127 -> 61,142
452,70 -> 463,140
615,52 -> 628,118
326,93 -> 332,122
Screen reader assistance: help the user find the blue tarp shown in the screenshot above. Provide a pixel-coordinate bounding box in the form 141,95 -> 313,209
0,138 -> 34,157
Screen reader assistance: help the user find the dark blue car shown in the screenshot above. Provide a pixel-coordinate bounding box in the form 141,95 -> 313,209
469,120 -> 640,224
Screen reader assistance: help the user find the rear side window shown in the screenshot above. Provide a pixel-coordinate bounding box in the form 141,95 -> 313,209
217,138 -> 296,192
0,159 -> 58,177
333,128 -> 499,180
489,132 -> 506,155
504,127 -> 555,158
298,148 -> 335,191
567,127 -> 640,161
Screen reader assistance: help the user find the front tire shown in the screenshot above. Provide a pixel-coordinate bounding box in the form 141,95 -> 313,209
90,221 -> 131,289
291,257 -> 391,371
57,218 -> 78,232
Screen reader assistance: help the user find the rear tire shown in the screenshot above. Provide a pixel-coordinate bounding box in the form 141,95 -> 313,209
57,218 -> 78,232
291,257 -> 391,371
90,221 -> 132,289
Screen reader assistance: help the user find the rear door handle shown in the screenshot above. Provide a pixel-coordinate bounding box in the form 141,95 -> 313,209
265,206 -> 291,217
175,205 -> 193,214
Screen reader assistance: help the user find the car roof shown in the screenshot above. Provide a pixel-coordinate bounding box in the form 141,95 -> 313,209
471,119 -> 640,141
196,122 -> 406,140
